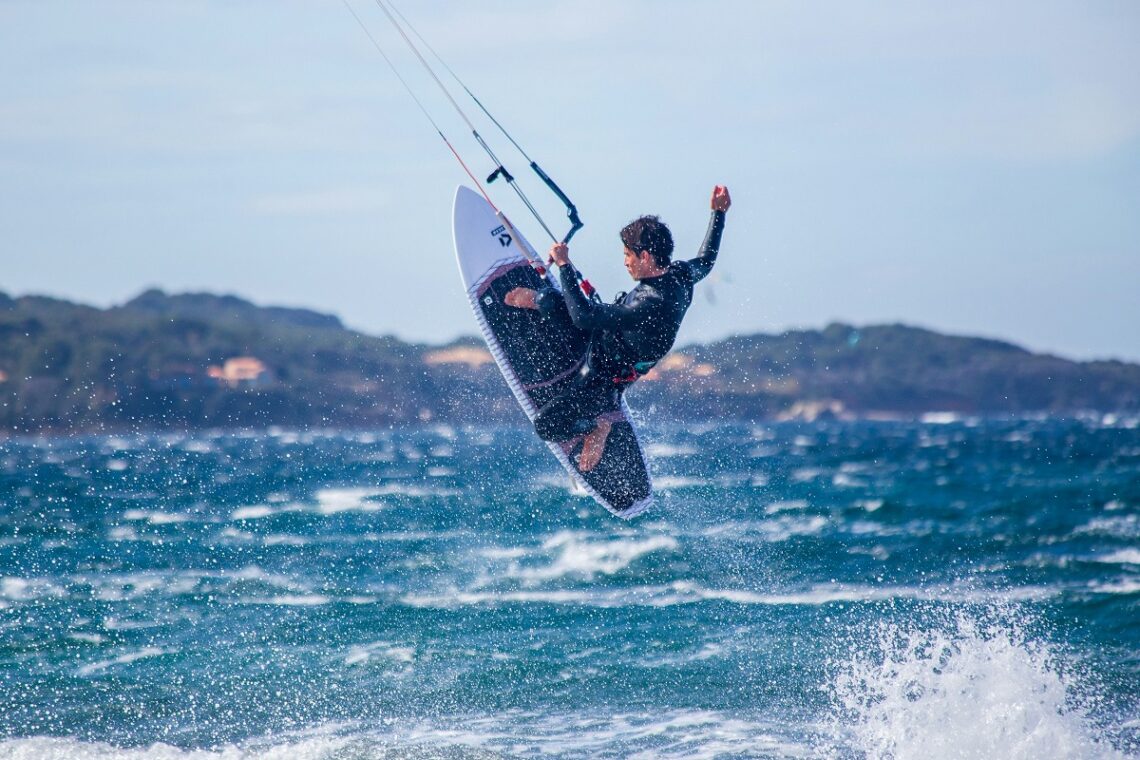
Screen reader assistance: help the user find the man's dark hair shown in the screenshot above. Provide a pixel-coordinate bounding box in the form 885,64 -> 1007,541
621,215 -> 674,268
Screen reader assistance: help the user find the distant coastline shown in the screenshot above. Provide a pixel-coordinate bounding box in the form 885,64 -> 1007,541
1,289 -> 1137,434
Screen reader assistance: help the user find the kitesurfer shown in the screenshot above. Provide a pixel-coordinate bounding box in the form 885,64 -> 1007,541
505,185 -> 731,471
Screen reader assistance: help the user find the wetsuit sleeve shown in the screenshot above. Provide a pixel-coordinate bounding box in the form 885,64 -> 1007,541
683,209 -> 726,283
558,265 -> 662,331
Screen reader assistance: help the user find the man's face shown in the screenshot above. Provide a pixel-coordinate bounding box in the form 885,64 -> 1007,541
624,247 -> 654,280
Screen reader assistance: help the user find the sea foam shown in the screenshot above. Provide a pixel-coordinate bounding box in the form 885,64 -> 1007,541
830,611 -> 1126,759
509,531 -> 678,583
0,710 -> 809,759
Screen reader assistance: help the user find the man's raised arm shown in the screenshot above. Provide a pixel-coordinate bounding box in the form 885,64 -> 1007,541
687,185 -> 731,283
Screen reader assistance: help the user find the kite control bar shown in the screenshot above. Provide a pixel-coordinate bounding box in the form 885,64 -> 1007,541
487,161 -> 583,245
530,162 -> 583,244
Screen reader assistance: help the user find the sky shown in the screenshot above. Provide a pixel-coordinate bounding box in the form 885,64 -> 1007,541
1,0 -> 1138,361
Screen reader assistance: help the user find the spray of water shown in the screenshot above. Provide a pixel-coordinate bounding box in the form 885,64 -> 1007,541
828,609 -> 1128,760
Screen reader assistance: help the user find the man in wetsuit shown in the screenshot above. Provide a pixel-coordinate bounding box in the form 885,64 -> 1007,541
505,184 -> 731,471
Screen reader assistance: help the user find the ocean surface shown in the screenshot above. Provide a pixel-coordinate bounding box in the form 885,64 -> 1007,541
1,416 -> 1138,759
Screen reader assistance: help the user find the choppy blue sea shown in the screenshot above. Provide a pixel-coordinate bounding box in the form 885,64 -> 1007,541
1,416 -> 1139,759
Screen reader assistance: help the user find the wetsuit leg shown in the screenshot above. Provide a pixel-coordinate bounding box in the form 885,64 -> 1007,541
534,375 -> 619,443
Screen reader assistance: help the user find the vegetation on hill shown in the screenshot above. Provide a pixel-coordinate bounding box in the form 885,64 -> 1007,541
0,290 -> 1135,433
636,323 -> 1140,419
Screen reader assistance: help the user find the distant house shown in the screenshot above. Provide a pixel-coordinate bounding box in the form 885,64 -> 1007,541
0,369 -> 7,383
423,346 -> 493,369
641,353 -> 717,382
207,357 -> 270,388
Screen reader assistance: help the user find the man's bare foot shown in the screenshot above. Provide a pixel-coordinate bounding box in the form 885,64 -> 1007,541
577,418 -> 613,472
504,287 -> 538,309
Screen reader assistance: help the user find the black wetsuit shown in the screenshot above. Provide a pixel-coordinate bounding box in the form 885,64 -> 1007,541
533,208 -> 726,442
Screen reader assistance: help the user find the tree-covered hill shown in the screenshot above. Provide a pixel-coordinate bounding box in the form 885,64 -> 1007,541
634,323 -> 1140,420
0,290 -> 1136,433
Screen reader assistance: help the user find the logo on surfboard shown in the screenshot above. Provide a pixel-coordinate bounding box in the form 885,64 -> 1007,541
491,225 -> 512,248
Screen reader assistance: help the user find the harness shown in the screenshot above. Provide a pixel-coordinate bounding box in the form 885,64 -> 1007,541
581,337 -> 657,389
612,361 -> 657,386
